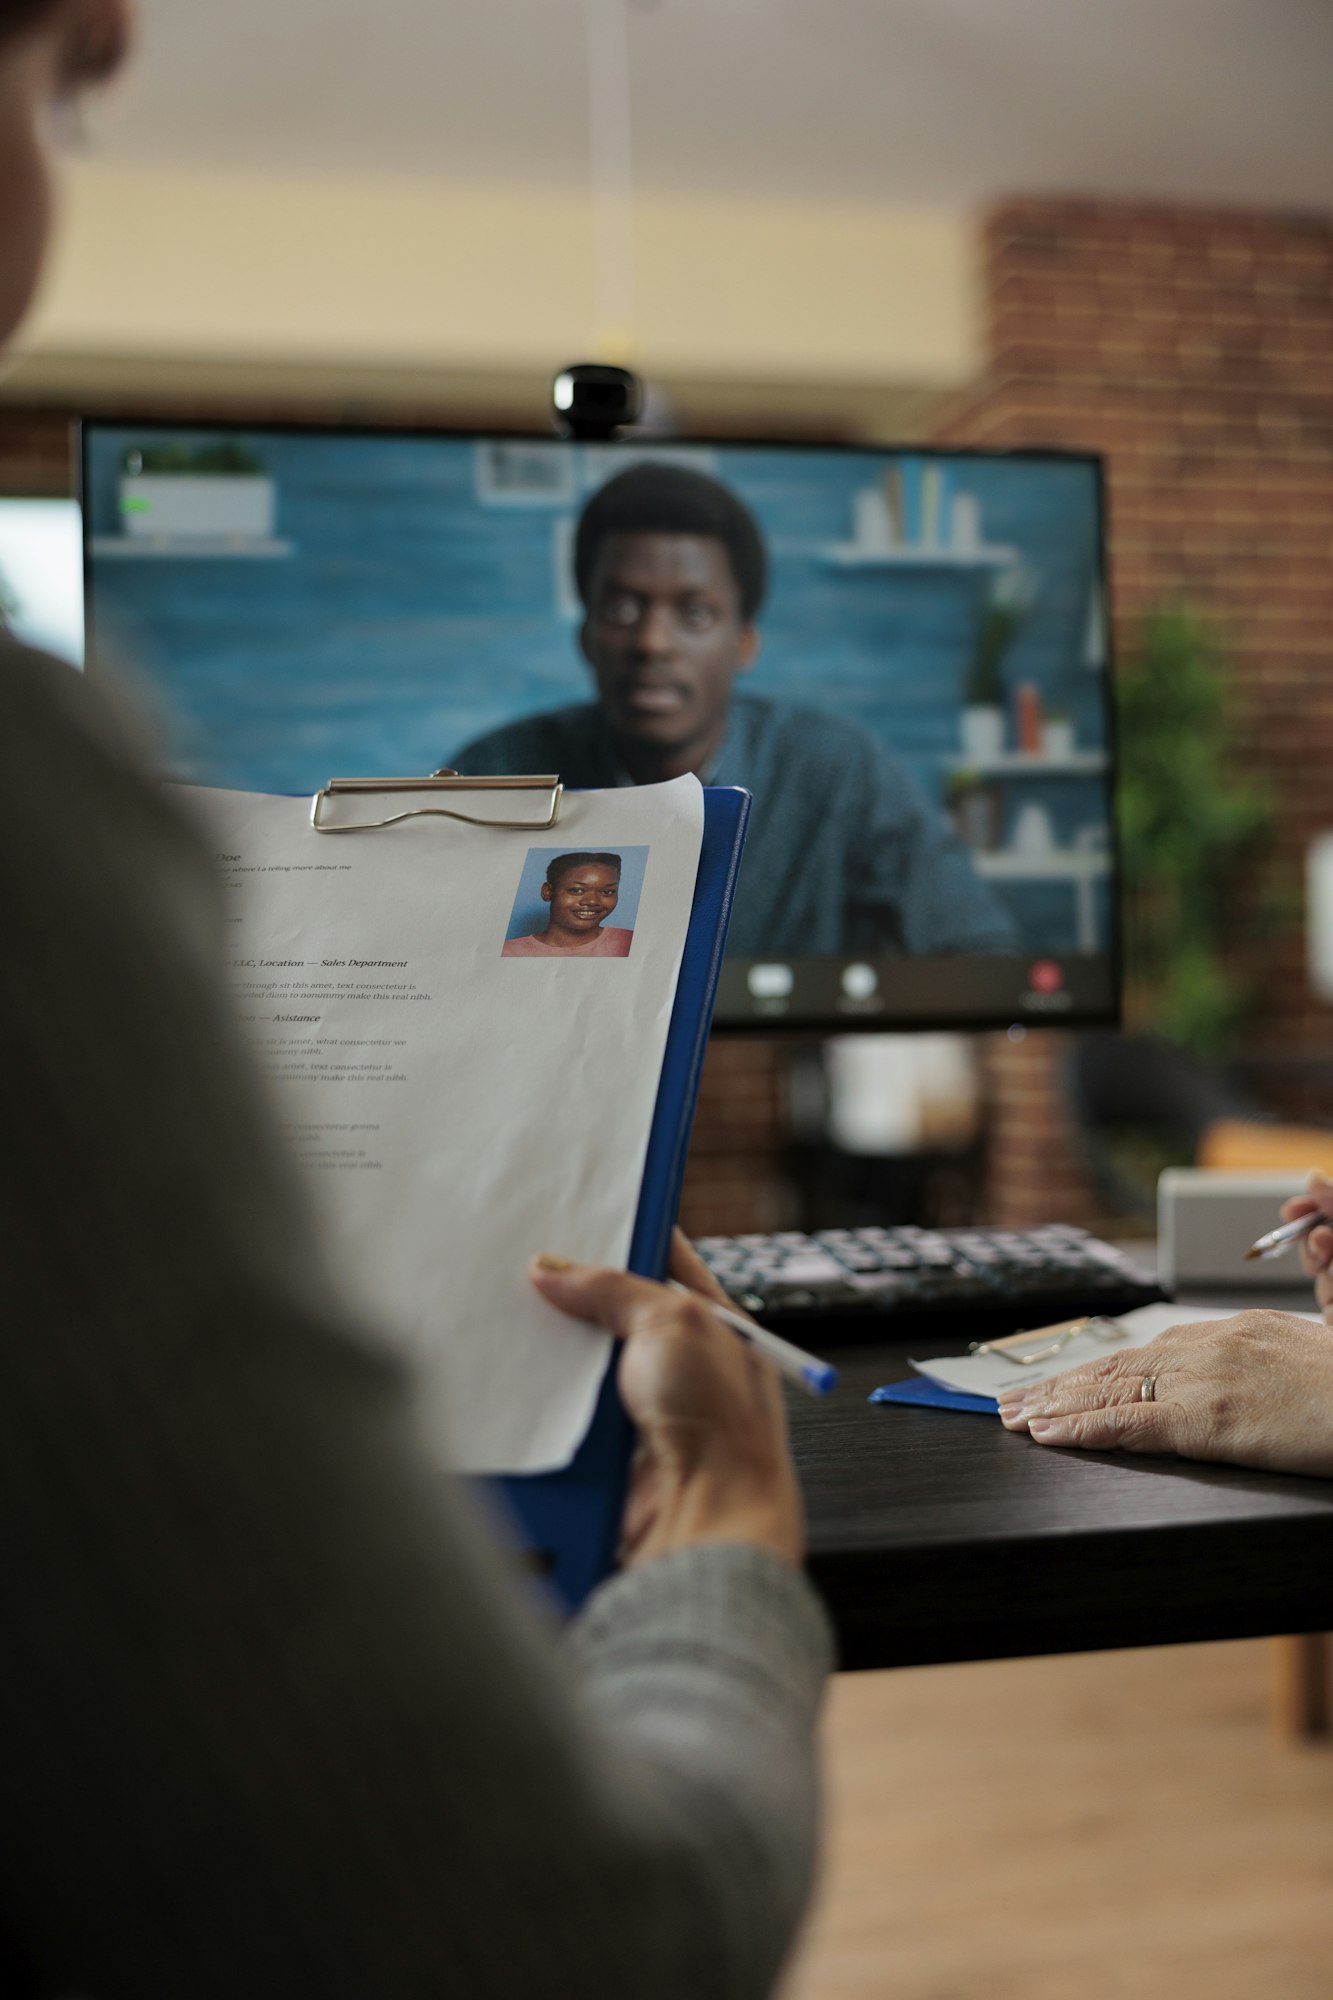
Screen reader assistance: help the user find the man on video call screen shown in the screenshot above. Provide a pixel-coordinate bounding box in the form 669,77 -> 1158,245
83,423 -> 1117,1022
451,464 -> 1017,958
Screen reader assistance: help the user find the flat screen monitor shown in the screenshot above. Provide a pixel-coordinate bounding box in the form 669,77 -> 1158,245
81,422 -> 1118,1031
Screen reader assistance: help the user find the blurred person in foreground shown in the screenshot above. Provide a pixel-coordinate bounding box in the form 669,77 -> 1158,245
998,1172 -> 1333,1475
0,6 -> 830,1997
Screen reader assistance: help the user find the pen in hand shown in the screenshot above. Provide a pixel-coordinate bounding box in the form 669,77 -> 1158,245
668,1280 -> 838,1399
1245,1211 -> 1321,1262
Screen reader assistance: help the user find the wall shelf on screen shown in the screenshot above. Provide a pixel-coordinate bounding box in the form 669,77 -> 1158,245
820,542 -> 1019,569
90,537 -> 295,561
971,847 -> 1111,953
941,751 -> 1108,777
973,850 -> 1111,882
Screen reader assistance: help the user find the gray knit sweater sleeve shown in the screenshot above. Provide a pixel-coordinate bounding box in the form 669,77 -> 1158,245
0,643 -> 832,2000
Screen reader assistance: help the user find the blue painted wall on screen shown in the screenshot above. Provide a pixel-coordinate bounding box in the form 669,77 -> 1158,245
86,431 -> 1112,951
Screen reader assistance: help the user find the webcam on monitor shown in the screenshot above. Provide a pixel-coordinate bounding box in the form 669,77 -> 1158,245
552,363 -> 643,441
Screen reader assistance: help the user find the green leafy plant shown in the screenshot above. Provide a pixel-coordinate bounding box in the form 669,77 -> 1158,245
1117,607 -> 1278,1052
965,564 -> 1035,706
945,766 -> 1003,852
122,440 -> 267,477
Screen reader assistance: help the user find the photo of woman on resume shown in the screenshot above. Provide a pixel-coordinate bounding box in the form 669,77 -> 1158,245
502,850 -> 638,958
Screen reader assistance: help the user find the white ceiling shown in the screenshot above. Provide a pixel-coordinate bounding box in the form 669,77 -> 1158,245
89,0 -> 1333,211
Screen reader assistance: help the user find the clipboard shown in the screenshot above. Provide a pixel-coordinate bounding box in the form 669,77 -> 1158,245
309,770 -> 752,1609
493,784 -> 751,1608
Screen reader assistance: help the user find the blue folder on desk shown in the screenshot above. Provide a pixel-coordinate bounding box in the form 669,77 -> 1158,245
492,786 -> 751,1611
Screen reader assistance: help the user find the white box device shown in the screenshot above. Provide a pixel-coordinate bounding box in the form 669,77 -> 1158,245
1157,1170 -> 1309,1288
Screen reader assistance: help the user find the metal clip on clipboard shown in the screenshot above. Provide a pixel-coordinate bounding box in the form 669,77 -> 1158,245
968,1314 -> 1128,1366
310,769 -> 564,834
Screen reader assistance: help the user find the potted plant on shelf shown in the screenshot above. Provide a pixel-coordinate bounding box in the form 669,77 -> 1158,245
1041,707 -> 1075,759
945,767 -> 1002,852
118,439 -> 275,545
960,564 -> 1035,759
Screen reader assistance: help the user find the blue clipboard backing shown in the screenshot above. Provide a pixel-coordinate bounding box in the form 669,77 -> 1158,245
489,786 -> 752,1611
869,1376 -> 999,1416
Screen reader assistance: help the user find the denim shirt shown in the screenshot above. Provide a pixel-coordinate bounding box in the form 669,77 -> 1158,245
451,695 -> 1018,956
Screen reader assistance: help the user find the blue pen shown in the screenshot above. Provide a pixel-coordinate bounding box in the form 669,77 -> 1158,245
668,1281 -> 838,1398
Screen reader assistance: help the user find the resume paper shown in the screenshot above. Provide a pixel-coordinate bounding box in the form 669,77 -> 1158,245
187,775 -> 705,1474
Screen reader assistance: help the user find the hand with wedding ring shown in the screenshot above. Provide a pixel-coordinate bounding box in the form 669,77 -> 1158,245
996,1308 -> 1333,1477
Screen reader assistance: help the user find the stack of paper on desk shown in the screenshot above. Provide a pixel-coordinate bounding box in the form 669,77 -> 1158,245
187,774 -> 704,1477
911,1300 -> 1323,1403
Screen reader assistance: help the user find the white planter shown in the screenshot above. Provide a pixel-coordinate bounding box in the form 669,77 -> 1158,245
1042,718 -> 1075,759
960,705 -> 1006,760
852,486 -> 894,555
120,474 -> 276,542
1013,803 -> 1055,856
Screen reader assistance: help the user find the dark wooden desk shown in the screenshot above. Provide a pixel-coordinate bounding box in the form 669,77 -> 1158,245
790,1324 -> 1333,1672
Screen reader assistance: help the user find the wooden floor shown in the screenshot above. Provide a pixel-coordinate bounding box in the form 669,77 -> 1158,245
781,1641 -> 1333,2000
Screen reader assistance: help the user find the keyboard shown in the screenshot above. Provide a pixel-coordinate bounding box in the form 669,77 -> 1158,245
691,1224 -> 1169,1343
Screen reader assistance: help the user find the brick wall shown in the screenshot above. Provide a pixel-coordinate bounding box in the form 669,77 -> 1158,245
677,1039 -> 793,1237
931,196 -> 1333,1226
0,403 -> 73,494
696,199 -> 1333,1233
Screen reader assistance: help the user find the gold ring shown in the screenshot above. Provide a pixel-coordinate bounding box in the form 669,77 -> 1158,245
1140,1374 -> 1157,1402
